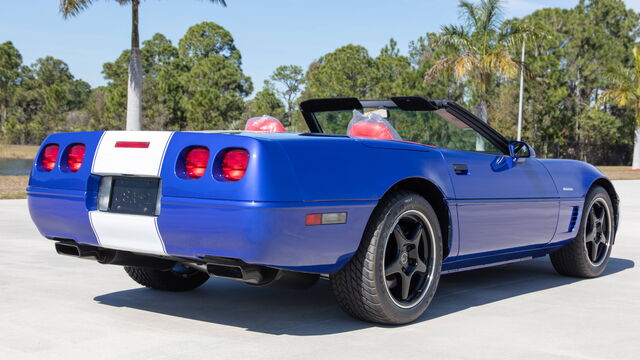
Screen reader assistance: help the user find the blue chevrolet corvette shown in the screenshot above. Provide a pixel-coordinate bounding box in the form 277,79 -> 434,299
27,96 -> 619,324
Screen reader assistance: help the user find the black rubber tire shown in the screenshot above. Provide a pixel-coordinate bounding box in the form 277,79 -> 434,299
550,186 -> 615,278
331,191 -> 442,325
124,265 -> 209,292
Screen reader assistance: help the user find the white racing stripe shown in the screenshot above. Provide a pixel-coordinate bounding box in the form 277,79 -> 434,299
89,211 -> 166,255
92,131 -> 174,177
90,130 -> 174,254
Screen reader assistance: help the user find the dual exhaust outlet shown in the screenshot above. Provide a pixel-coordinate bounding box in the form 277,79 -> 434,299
55,241 -> 318,288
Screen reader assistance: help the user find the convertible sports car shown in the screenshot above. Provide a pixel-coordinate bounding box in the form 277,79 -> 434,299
27,97 -> 619,324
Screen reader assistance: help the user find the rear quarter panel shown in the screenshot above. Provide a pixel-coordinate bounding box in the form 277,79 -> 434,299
27,132 -> 103,245
274,135 -> 455,201
158,134 -> 457,272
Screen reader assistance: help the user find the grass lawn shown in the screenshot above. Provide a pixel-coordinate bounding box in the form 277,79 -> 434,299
0,144 -> 36,199
0,175 -> 28,199
596,166 -> 640,180
0,144 -> 39,160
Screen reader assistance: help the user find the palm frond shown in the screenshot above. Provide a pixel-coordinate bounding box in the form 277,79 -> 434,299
453,54 -> 479,80
482,49 -> 518,78
59,0 -> 94,18
599,89 -> 632,107
480,0 -> 504,34
439,24 -> 475,53
607,68 -> 636,88
500,20 -> 546,53
633,45 -> 640,79
458,1 -> 479,30
208,0 -> 227,6
597,49 -> 640,111
424,58 -> 456,83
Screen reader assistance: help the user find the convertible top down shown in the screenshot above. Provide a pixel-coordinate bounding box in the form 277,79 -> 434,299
27,96 -> 619,324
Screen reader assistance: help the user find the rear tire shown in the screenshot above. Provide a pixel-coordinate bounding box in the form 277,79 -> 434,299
550,186 -> 615,278
124,264 -> 209,292
331,191 -> 442,325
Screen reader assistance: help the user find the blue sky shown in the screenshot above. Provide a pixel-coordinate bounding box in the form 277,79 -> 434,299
2,0 -> 639,93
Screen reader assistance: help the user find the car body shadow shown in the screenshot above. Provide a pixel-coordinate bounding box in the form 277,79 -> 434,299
94,257 -> 634,335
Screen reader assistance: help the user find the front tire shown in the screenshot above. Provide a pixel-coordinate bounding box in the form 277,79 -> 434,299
550,186 -> 615,278
124,264 -> 209,292
331,191 -> 442,325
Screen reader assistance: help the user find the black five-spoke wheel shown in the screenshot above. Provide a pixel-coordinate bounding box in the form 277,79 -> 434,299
584,198 -> 612,266
550,185 -> 615,278
331,191 -> 442,324
383,210 -> 434,308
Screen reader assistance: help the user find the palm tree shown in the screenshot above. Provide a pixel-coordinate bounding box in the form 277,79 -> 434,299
59,0 -> 227,131
597,46 -> 640,170
424,0 -> 521,128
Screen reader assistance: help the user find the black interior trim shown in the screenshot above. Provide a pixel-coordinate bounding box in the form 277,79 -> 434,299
390,96 -> 444,111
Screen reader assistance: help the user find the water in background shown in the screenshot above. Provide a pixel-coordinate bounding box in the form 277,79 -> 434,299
0,158 -> 33,175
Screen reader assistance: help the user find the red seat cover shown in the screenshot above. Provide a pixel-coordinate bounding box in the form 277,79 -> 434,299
348,121 -> 396,140
245,118 -> 286,133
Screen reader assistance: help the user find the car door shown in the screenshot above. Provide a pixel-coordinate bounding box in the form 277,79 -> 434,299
441,148 -> 559,256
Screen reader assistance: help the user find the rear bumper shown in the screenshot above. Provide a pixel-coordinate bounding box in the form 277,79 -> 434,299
27,187 -> 376,274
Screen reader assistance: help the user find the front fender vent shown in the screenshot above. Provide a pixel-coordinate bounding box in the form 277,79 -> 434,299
568,206 -> 580,232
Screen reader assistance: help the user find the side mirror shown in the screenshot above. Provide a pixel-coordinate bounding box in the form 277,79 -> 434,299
508,140 -> 535,158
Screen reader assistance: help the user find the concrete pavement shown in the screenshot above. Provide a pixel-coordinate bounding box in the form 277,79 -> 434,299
1,181 -> 639,359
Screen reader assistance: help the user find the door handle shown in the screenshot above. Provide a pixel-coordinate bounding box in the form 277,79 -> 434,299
453,164 -> 469,175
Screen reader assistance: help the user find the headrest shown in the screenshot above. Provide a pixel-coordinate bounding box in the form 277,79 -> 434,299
245,115 -> 286,133
349,122 -> 396,140
347,110 -> 402,140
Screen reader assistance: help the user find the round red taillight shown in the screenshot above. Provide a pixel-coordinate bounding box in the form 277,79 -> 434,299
222,149 -> 249,182
67,144 -> 86,172
185,147 -> 209,179
41,144 -> 59,172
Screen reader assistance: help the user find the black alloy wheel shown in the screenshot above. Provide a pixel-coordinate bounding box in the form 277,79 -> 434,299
383,210 -> 435,308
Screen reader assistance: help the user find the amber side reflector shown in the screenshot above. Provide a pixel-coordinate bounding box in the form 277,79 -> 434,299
115,141 -> 150,148
305,214 -> 323,226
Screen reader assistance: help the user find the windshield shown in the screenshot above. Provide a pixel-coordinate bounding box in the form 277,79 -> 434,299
313,107 -> 502,154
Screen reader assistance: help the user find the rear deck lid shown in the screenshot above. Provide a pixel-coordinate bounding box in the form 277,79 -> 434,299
92,131 -> 173,176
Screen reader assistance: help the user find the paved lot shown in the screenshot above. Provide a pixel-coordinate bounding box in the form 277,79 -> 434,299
1,181 -> 639,359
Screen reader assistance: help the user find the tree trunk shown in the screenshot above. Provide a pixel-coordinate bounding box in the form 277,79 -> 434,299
126,0 -> 142,131
1,103 -> 6,130
633,125 -> 640,169
286,99 -> 293,127
474,100 -> 488,151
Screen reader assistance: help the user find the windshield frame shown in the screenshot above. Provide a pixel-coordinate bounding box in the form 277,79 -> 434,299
299,96 -> 510,155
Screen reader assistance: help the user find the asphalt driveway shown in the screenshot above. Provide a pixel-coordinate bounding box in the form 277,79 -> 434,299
1,181 -> 639,359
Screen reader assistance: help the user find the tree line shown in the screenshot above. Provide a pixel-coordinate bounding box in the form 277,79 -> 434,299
0,0 -> 638,165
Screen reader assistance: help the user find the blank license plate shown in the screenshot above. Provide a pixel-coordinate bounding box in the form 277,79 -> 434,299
106,177 -> 160,216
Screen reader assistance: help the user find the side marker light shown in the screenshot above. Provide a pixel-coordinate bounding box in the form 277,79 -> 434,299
305,212 -> 347,226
